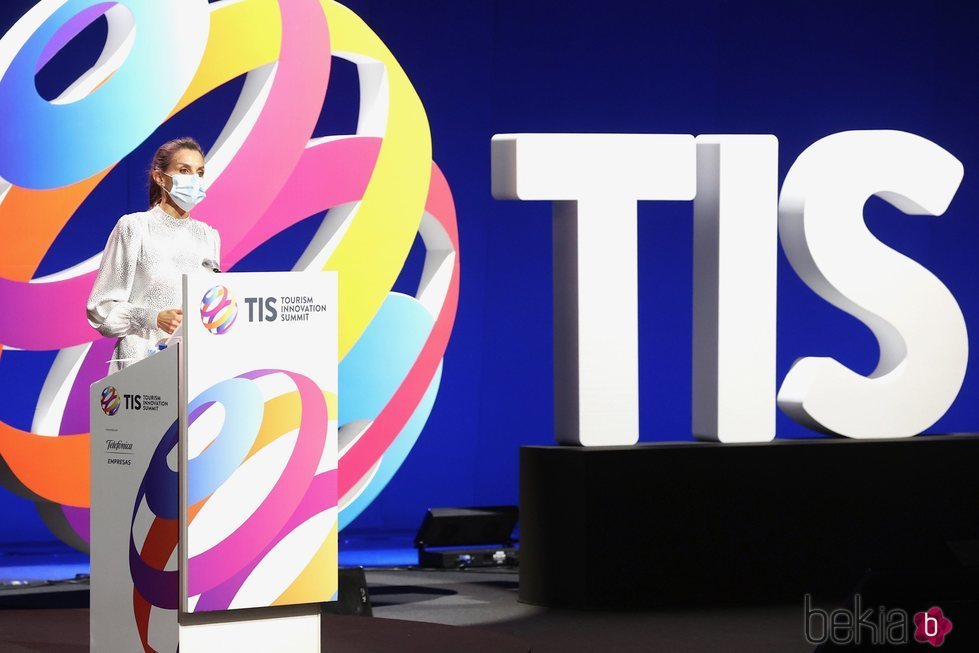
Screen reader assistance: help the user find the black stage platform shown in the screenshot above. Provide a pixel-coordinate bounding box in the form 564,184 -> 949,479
520,434 -> 979,609
0,608 -> 531,653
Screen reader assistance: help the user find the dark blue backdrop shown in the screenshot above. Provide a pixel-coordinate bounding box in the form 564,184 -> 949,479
2,0 -> 978,543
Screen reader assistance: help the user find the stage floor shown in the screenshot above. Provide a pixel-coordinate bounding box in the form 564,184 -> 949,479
0,568 -> 813,653
371,569 -> 811,653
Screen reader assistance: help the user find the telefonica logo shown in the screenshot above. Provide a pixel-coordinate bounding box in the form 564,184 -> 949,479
200,285 -> 238,335
805,595 -> 953,647
100,386 -> 120,416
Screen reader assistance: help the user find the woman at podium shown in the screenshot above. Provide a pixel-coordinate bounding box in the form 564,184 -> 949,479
86,137 -> 221,373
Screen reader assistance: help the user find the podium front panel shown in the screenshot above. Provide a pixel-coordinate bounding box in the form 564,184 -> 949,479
180,271 -> 339,613
90,345 -> 180,653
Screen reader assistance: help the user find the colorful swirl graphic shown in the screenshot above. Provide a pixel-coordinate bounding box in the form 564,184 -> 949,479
200,285 -> 238,335
130,370 -> 336,649
0,0 -> 459,547
99,386 -> 120,416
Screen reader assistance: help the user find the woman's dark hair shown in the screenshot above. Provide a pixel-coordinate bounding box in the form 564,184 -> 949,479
148,137 -> 205,207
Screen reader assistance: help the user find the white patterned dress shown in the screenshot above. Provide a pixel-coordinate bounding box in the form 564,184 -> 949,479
86,205 -> 220,373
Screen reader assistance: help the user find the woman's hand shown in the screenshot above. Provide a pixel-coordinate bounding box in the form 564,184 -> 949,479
157,308 -> 183,334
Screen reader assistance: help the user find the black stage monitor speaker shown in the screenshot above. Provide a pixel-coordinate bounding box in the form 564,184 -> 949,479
415,506 -> 519,569
415,506 -> 518,549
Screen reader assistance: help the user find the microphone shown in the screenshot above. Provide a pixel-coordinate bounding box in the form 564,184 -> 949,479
202,258 -> 221,273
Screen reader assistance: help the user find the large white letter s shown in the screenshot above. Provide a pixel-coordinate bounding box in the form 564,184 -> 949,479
777,130 -> 967,438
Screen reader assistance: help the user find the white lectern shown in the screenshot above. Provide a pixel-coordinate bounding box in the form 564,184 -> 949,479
90,271 -> 338,653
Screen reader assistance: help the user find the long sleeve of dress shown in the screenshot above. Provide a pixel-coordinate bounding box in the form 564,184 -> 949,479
86,217 -> 158,337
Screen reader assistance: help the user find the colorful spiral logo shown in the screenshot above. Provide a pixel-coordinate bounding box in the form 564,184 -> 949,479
130,370 -> 336,647
100,386 -> 120,417
200,286 -> 238,335
0,0 -> 459,550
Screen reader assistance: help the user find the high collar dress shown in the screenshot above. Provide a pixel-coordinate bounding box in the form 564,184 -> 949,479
86,205 -> 221,374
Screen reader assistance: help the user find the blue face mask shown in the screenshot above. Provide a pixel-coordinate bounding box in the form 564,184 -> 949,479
162,172 -> 207,212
